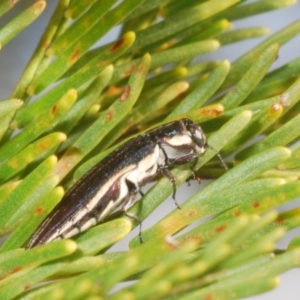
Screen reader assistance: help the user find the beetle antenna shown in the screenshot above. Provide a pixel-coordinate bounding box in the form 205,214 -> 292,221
206,143 -> 228,171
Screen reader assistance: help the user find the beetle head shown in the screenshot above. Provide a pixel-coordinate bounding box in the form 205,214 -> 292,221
183,119 -> 207,155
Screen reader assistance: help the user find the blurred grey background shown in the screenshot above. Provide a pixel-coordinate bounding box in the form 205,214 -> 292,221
0,1 -> 300,299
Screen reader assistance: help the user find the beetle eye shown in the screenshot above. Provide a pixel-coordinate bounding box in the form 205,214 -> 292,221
186,122 -> 206,151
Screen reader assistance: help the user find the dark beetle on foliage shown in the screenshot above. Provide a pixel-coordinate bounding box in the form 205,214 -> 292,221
27,118 -> 226,248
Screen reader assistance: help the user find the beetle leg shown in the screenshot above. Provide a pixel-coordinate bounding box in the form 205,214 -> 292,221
190,155 -> 201,184
158,143 -> 171,166
123,179 -> 144,244
155,142 -> 180,208
159,168 -> 181,210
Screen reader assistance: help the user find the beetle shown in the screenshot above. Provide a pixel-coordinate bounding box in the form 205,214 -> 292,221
27,118 -> 226,248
